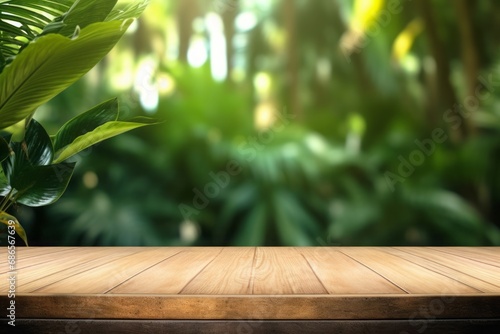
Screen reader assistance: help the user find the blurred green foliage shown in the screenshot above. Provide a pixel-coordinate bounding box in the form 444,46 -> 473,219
14,0 -> 500,246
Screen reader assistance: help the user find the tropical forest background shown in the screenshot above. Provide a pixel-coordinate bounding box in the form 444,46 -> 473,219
15,0 -> 500,246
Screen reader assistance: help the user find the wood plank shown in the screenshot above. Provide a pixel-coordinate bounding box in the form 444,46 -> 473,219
8,294 -> 500,320
340,248 -> 481,294
9,319 -> 500,334
397,247 -> 500,287
180,247 -> 255,294
0,247 -> 77,273
299,247 -> 405,294
252,247 -> 327,294
382,248 -> 500,292
32,248 -> 182,294
0,248 -> 123,293
4,247 -> 76,259
429,247 -> 500,268
109,247 -> 223,294
1,247 -> 99,274
13,248 -> 143,293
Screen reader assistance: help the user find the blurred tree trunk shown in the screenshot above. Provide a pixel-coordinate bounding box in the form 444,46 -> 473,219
418,0 -> 463,141
222,1 -> 238,84
283,0 -> 301,118
454,0 -> 491,216
454,0 -> 479,136
177,0 -> 199,63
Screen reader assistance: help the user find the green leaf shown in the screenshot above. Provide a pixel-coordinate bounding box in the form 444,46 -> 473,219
10,162 -> 76,207
53,118 -> 158,163
53,98 -> 119,154
1,119 -> 53,184
0,119 -> 75,207
0,20 -> 132,130
106,0 -> 149,21
57,0 -> 119,37
0,211 -> 28,246
23,119 -> 54,165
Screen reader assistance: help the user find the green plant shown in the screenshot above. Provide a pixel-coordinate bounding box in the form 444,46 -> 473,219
0,0 -> 153,245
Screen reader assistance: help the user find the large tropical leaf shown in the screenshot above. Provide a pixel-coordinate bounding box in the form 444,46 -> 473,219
0,20 -> 132,130
53,117 -> 158,163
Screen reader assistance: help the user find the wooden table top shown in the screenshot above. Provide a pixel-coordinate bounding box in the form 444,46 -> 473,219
1,247 -> 499,320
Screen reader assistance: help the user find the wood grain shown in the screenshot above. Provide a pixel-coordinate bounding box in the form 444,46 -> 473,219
299,247 -> 404,294
12,248 -> 141,293
109,247 -> 222,294
32,248 -> 182,294
396,247 -> 500,287
180,247 -> 255,294
340,247 -> 481,294
384,248 -> 500,292
7,294 -> 500,320
0,247 -> 76,273
252,247 -> 327,294
429,247 -> 500,268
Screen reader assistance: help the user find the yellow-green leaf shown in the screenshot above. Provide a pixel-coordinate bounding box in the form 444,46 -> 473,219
0,211 -> 28,246
53,118 -> 158,163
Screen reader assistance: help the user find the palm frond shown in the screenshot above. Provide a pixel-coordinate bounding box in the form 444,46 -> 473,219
0,0 -> 73,59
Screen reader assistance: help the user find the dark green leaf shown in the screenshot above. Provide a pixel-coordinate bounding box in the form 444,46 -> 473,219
9,162 -> 76,207
0,118 -> 73,207
2,119 -> 53,187
23,119 -> 54,166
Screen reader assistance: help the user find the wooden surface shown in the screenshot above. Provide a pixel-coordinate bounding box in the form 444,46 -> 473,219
1,247 -> 499,323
